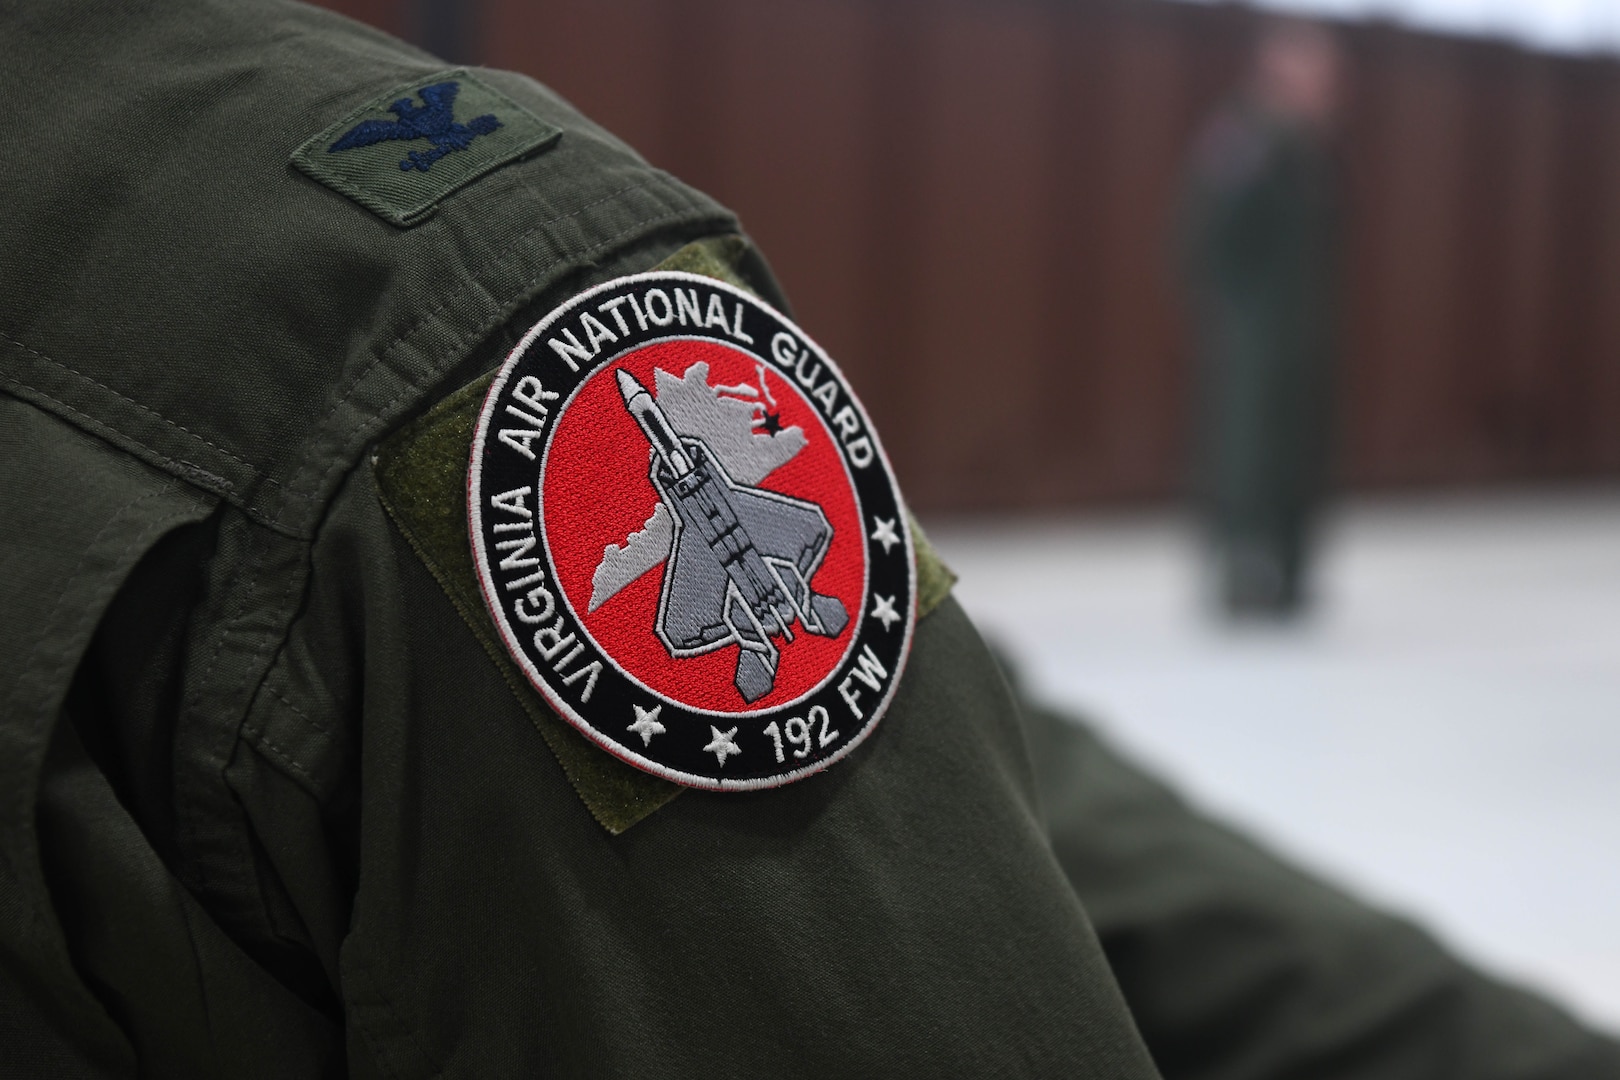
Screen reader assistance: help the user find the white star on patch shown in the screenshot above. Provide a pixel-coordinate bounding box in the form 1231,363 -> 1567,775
704,725 -> 742,767
870,593 -> 902,631
627,703 -> 666,747
871,516 -> 901,554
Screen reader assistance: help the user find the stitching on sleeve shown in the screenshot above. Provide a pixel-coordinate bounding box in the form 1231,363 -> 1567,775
1,333 -> 278,482
260,680 -> 334,736
175,521 -> 307,896
239,722 -> 321,791
1,381 -> 248,503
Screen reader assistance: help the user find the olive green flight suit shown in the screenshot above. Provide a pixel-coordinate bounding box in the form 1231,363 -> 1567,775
2,2 -> 1616,1078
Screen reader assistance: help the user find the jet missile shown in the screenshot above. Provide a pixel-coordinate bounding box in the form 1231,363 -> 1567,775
618,367 -> 693,476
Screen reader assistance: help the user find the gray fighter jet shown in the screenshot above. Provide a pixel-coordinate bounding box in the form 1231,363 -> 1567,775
616,368 -> 849,702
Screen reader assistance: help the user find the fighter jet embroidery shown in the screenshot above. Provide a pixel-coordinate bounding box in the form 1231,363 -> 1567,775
617,369 -> 850,703
328,81 -> 501,172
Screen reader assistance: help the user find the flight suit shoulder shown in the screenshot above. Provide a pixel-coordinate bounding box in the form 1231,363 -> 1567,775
369,235 -> 958,832
0,0 -> 735,542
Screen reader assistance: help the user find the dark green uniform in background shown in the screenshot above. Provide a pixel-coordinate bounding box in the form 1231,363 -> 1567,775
1184,102 -> 1338,615
2,2 -> 1616,1076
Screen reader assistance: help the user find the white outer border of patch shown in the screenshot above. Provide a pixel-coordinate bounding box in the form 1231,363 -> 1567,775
468,271 -> 918,792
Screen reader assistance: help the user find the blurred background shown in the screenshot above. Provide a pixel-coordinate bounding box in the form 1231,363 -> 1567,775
317,0 -> 1620,1029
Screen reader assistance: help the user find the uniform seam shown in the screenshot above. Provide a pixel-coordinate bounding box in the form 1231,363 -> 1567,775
1,379 -> 244,499
172,519 -> 325,1015
176,526 -> 307,898
0,334 -> 278,483
260,680 -> 334,736
239,721 -> 321,791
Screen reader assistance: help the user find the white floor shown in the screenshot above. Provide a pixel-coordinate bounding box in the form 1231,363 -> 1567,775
925,489 -> 1620,1032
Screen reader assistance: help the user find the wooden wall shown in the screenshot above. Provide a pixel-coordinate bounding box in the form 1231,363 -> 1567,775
316,0 -> 1620,511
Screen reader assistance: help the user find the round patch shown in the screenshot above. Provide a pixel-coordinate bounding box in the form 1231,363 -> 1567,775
469,271 -> 916,790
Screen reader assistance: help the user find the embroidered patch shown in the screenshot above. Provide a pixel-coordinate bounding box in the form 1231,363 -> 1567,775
469,272 -> 917,790
291,70 -> 560,226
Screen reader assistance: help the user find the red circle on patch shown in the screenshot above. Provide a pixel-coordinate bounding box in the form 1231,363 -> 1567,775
541,338 -> 867,714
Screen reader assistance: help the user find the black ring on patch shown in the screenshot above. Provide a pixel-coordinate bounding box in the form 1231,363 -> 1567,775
469,272 -> 916,790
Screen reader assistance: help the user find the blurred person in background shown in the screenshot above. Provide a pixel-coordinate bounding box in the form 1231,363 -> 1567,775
1183,18 -> 1342,618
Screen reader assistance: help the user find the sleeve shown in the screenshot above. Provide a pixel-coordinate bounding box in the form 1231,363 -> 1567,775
1019,689 -> 1620,1080
169,236 -> 1168,1079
